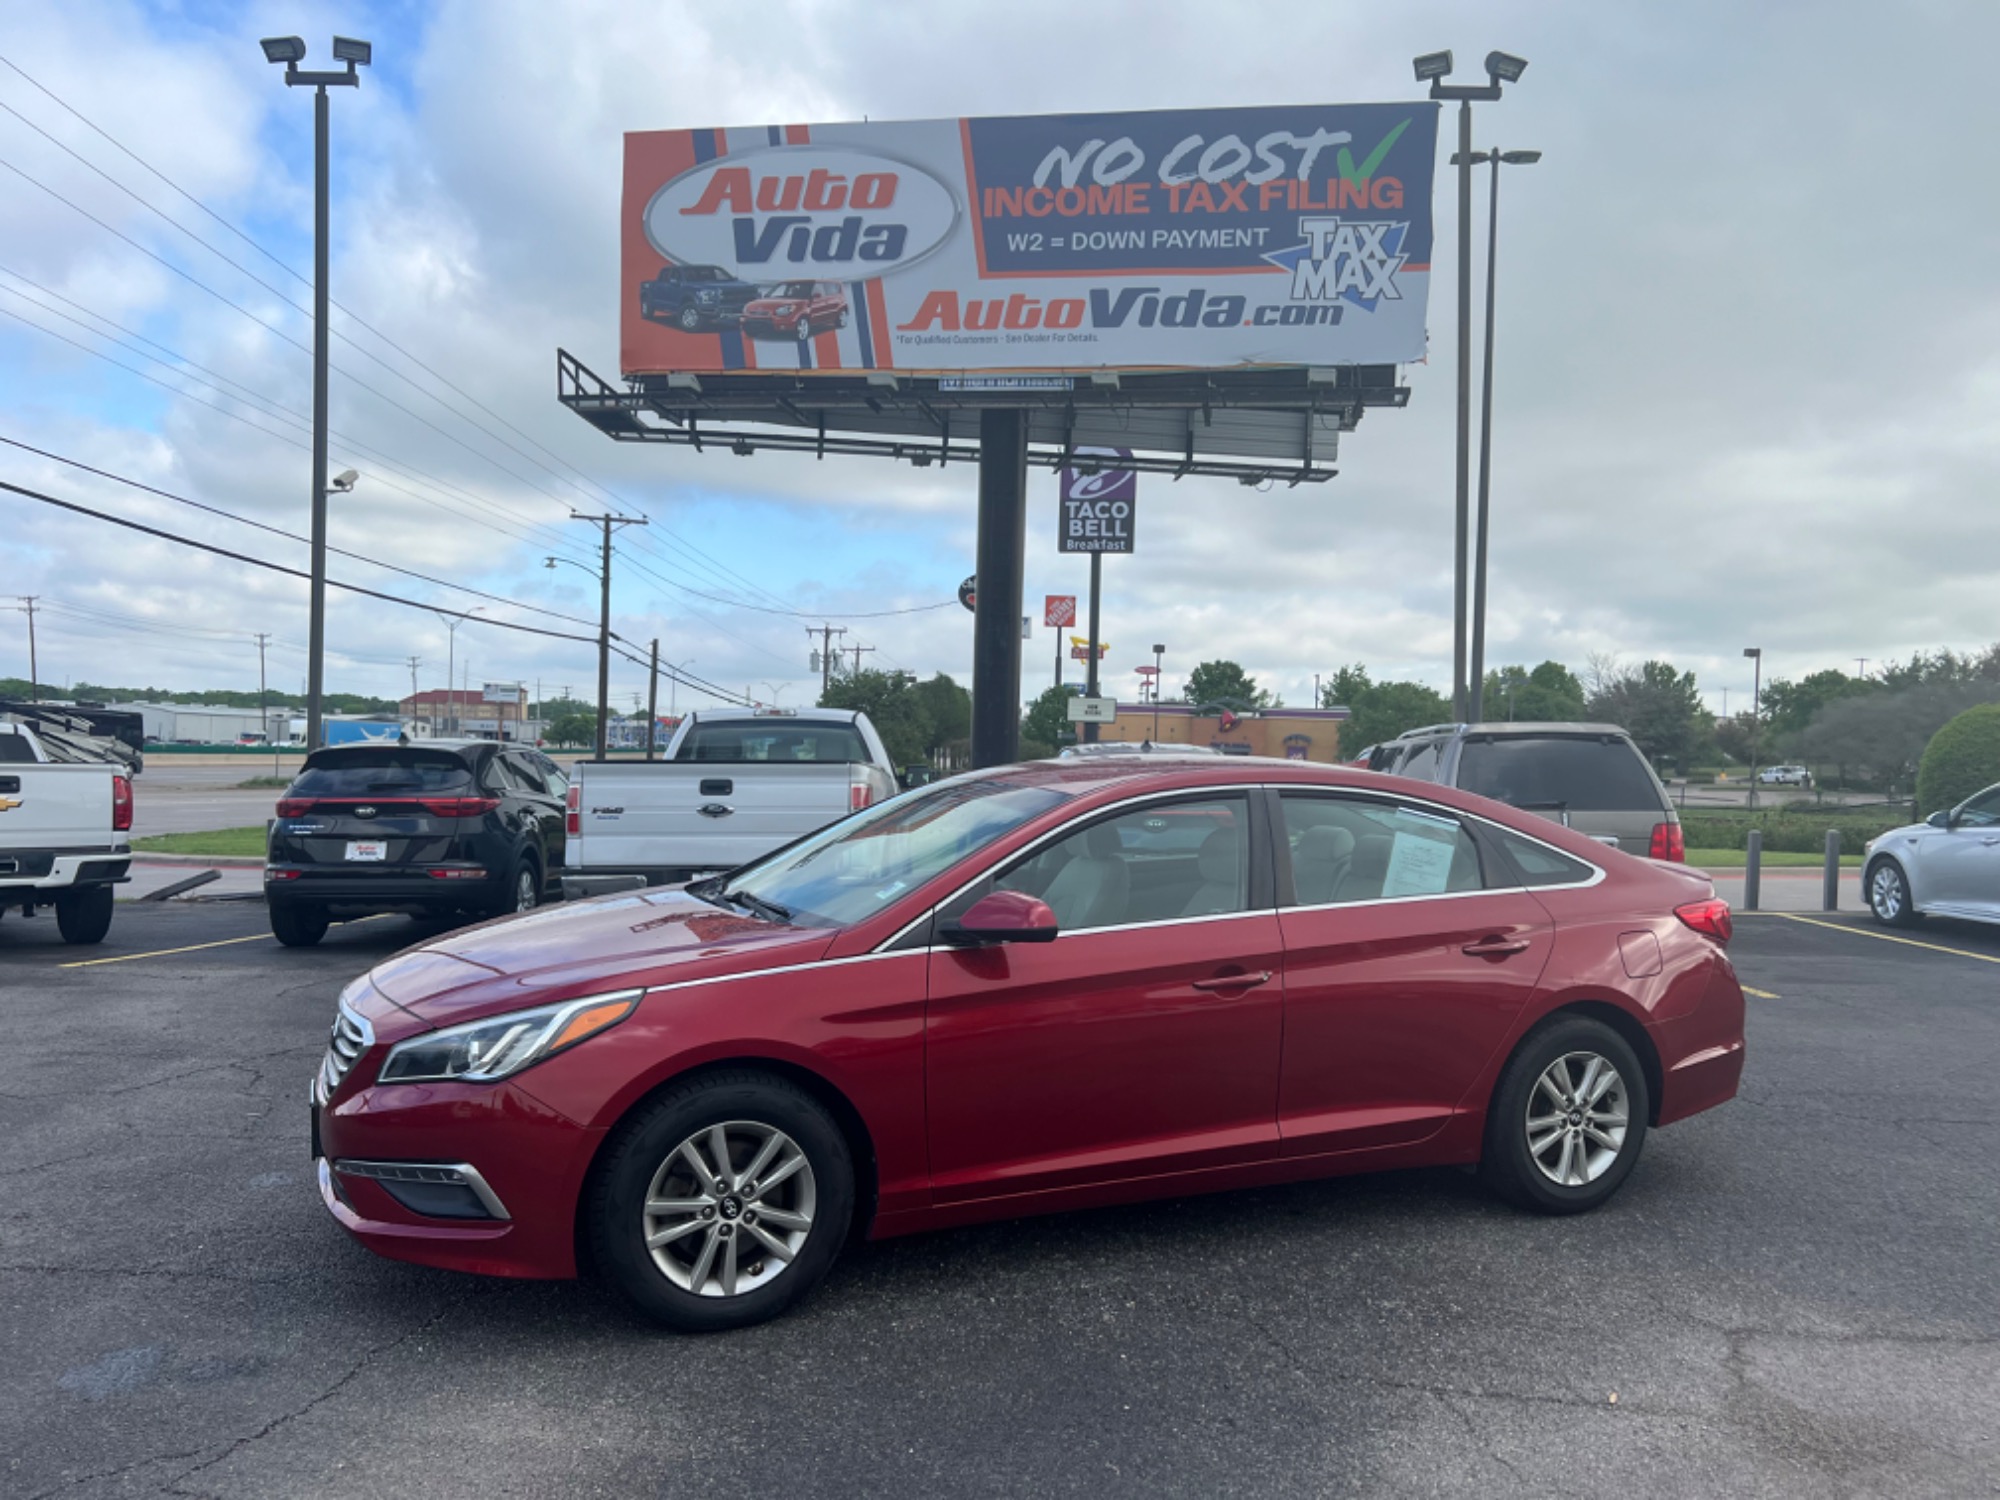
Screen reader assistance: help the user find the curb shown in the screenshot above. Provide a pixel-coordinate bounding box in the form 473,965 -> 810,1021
130,852 -> 265,868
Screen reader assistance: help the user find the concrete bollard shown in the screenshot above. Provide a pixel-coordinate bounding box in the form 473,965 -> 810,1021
1744,830 -> 1761,911
1823,829 -> 1842,911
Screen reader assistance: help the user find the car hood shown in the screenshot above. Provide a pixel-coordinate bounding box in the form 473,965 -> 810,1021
363,889 -> 837,1028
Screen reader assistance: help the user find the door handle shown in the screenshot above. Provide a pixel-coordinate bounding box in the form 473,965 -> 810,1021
1190,970 -> 1272,993
1462,936 -> 1532,958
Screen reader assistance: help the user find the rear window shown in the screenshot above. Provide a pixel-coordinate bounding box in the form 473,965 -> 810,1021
675,722 -> 869,765
1456,735 -> 1664,814
290,751 -> 473,797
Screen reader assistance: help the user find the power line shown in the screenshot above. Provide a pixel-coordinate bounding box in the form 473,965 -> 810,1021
610,541 -> 956,619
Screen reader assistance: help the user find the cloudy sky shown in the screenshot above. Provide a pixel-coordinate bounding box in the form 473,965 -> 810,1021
4,0 -> 1997,719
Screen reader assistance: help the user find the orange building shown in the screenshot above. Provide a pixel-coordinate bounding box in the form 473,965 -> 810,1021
1094,704 -> 1350,762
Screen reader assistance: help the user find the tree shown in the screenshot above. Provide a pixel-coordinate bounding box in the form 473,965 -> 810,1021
1020,684 -> 1076,756
546,710 -> 596,748
1799,681 -> 2000,795
1916,703 -> 2000,816
1482,661 -> 1585,722
1760,668 -> 1873,744
819,667 -> 932,767
1320,664 -> 1450,751
911,673 -> 972,758
1586,659 -> 1708,772
1713,712 -> 1755,766
1184,659 -> 1270,711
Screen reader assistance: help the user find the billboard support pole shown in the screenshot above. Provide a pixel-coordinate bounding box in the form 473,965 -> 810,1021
1451,96 -> 1473,723
972,409 -> 1027,768
1083,552 -> 1102,745
645,638 -> 659,761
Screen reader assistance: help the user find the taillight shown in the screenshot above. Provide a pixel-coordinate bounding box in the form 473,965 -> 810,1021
415,796 -> 501,818
565,783 -> 581,837
276,798 -> 311,818
111,774 -> 133,832
851,777 -> 874,813
1649,821 -> 1685,862
1675,897 -> 1733,945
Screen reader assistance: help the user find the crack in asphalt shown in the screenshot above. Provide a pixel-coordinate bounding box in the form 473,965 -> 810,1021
156,1305 -> 457,1499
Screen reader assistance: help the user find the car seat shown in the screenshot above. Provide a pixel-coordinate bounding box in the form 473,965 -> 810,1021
1181,825 -> 1246,916
1331,834 -> 1392,903
1039,823 -> 1130,930
1292,825 -> 1354,905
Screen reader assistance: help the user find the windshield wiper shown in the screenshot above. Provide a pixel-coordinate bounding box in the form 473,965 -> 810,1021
727,890 -> 791,923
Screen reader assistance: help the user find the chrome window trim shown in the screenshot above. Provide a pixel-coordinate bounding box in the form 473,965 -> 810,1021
875,783 -> 1272,952
333,1159 -> 511,1221
642,947 -> 923,998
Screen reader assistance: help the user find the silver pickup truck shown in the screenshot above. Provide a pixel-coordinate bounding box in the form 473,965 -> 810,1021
1,720 -> 134,944
559,707 -> 899,899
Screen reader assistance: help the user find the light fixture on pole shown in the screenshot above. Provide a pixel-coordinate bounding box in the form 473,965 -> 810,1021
431,607 -> 483,734
260,35 -> 370,751
1416,48 -> 1527,722
1451,146 -> 1541,722
1743,647 -> 1762,806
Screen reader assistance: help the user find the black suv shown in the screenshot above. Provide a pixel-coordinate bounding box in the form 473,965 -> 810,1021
265,742 -> 568,947
637,264 -> 760,331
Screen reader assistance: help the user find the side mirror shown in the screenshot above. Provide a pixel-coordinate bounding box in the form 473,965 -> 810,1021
1927,810 -> 1952,828
943,890 -> 1059,945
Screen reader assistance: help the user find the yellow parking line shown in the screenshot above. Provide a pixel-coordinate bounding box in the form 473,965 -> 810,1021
1742,985 -> 1780,999
60,933 -> 271,967
1778,913 -> 2000,964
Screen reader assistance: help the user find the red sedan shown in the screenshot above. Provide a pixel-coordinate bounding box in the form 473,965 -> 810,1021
312,758 -> 1744,1331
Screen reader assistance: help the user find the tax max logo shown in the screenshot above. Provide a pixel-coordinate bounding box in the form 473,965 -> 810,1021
1262,217 -> 1411,311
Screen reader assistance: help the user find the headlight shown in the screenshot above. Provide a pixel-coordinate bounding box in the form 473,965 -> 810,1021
378,991 -> 642,1084
777,303 -> 797,314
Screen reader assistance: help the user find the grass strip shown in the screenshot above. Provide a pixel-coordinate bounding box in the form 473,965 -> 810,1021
130,826 -> 268,858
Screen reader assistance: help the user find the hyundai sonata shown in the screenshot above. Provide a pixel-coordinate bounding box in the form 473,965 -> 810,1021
311,758 -> 1744,1331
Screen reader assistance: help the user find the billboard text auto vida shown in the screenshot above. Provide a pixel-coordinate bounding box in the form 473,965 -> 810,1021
621,103 -> 1438,377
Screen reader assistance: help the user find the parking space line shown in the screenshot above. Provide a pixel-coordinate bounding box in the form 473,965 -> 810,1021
1778,913 -> 2000,964
1742,985 -> 1780,999
60,933 -> 271,968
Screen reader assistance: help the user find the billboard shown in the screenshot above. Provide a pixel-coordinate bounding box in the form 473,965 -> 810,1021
622,103 -> 1438,377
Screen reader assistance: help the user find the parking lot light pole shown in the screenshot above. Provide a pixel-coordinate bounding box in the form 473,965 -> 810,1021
1457,146 -> 1541,723
1744,646 -> 1763,807
1417,49 -> 1526,720
431,607 -> 482,734
260,35 -> 369,751
1152,643 -> 1166,739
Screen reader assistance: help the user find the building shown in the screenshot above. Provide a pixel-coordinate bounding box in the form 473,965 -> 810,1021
399,687 -> 533,741
108,701 -> 291,745
1092,704 -> 1351,762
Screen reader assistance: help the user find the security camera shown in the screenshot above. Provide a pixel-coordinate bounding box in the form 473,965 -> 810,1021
330,469 -> 359,491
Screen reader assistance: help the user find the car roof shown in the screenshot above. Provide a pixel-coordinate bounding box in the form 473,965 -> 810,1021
685,707 -> 858,724
1460,722 -> 1637,739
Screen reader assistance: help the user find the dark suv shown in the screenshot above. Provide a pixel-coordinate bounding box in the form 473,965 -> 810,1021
265,742 -> 568,947
1376,721 -> 1684,861
637,264 -> 760,331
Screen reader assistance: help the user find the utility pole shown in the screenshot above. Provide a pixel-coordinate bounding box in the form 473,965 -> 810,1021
1083,553 -> 1102,743
645,639 -> 660,760
255,632 -> 274,773
1855,658 -> 1869,680
807,624 -> 847,695
15,597 -> 38,701
565,512 -> 647,760
849,642 -> 875,677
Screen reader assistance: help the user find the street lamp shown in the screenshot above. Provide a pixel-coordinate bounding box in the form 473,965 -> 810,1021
432,607 -> 483,734
260,35 -> 370,751
1417,48 -> 1527,721
665,658 -> 694,720
1453,146 -> 1541,722
1744,647 -> 1763,806
1151,643 -> 1166,739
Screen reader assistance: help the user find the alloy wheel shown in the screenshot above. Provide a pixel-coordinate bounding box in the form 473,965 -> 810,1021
1524,1051 -> 1629,1187
1870,864 -> 1903,920
642,1121 -> 817,1298
515,867 -> 537,912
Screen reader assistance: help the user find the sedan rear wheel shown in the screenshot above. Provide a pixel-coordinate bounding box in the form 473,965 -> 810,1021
1481,1016 -> 1649,1214
588,1070 -> 853,1331
1868,859 -> 1916,927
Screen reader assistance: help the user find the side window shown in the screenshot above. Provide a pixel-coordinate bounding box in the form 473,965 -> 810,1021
503,753 -> 548,796
532,753 -> 569,798
1394,739 -> 1441,780
1490,827 -> 1596,887
1281,795 -> 1484,906
481,755 -> 523,795
993,796 -> 1250,931
1953,786 -> 2000,827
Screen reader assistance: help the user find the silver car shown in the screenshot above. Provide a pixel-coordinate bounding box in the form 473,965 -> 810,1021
1863,782 -> 2000,927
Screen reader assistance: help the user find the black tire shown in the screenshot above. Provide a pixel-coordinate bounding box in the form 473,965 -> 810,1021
587,1069 -> 855,1333
837,307 -> 849,328
269,900 -> 329,948
492,856 -> 539,918
677,304 -> 702,332
1479,1015 -> 1650,1215
1866,858 -> 1917,927
54,885 -> 114,945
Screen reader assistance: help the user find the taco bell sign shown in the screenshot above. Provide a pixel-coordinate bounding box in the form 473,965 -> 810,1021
1059,448 -> 1137,555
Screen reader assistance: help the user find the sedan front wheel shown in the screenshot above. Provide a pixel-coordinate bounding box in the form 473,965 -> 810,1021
1867,859 -> 1917,927
588,1070 -> 853,1331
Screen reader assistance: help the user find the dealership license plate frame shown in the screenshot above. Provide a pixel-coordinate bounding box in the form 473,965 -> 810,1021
344,840 -> 388,862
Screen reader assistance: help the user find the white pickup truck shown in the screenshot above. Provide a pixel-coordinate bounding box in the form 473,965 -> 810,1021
0,720 -> 134,944
559,707 -> 899,898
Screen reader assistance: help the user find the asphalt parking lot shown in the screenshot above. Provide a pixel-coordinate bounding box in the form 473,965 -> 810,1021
3,903 -> 1997,1498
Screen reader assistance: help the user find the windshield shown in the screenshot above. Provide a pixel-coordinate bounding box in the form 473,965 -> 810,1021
290,752 -> 473,797
764,281 -> 816,298
675,721 -> 870,764
712,779 -> 1069,928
